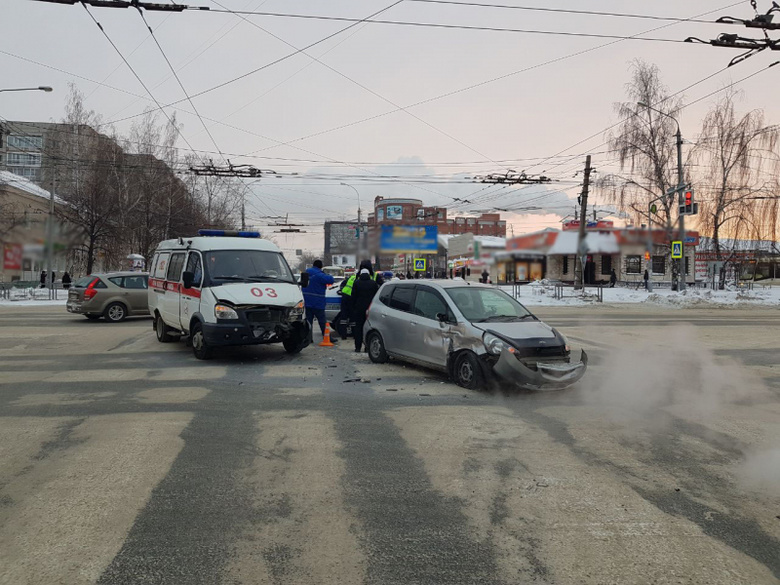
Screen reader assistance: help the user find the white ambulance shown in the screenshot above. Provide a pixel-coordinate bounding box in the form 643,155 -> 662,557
148,230 -> 310,359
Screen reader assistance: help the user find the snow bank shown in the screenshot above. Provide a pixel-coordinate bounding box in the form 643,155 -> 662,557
504,281 -> 780,308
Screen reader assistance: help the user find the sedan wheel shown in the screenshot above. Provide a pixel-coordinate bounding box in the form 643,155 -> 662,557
104,302 -> 127,323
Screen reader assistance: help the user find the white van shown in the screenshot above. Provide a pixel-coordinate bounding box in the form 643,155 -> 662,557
148,230 -> 309,359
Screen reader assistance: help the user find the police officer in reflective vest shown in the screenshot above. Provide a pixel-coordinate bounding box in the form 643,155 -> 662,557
338,260 -> 383,337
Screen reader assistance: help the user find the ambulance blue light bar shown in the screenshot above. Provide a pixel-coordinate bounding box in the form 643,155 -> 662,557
197,229 -> 261,238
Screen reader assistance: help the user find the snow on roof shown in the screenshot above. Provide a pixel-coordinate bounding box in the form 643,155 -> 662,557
698,237 -> 780,254
547,231 -> 620,255
437,234 -> 506,249
0,170 -> 66,204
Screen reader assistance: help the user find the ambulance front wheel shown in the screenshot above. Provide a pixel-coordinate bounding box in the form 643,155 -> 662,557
283,323 -> 309,354
191,322 -> 213,360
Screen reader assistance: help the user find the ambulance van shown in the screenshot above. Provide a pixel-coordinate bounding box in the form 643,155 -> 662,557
148,230 -> 310,359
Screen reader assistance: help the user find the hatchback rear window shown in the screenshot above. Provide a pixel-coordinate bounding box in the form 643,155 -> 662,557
389,286 -> 415,312
74,276 -> 93,288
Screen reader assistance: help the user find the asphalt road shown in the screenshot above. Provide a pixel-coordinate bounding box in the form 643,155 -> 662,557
1,304 -> 779,585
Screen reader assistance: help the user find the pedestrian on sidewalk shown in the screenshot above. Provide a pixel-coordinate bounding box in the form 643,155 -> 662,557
351,268 -> 380,353
62,272 -> 72,290
609,269 -> 617,288
643,269 -> 649,290
39,270 -> 47,289
302,260 -> 337,343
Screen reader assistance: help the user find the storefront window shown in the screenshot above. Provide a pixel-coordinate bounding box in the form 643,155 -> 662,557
652,255 -> 666,275
601,256 -> 612,275
626,255 -> 641,274
562,256 -> 569,275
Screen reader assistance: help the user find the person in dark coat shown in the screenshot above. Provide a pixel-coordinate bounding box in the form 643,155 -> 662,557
643,269 -> 649,290
350,268 -> 380,352
302,260 -> 336,342
609,269 -> 617,288
406,270 -> 413,280
62,272 -> 72,289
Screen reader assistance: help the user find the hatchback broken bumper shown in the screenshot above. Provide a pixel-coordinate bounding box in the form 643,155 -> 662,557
493,348 -> 587,389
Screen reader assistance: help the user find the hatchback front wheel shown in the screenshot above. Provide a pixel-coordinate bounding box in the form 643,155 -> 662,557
453,351 -> 485,390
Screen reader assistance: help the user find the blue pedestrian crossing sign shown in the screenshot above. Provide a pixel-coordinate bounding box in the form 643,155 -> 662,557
413,258 -> 426,271
671,241 -> 683,259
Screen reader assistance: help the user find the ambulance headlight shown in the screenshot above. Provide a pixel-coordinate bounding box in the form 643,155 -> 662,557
289,301 -> 304,320
215,304 -> 239,320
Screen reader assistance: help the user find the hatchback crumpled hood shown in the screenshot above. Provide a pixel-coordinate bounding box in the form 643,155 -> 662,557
471,320 -> 557,341
214,282 -> 301,307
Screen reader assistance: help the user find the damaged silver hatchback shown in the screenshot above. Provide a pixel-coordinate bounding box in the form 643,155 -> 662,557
364,280 -> 587,390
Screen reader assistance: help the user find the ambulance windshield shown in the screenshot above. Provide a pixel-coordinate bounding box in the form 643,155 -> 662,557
206,250 -> 295,285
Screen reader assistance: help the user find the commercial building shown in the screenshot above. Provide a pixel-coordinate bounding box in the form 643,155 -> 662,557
497,222 -> 700,286
323,220 -> 360,268
366,196 -> 506,271
0,170 -> 70,283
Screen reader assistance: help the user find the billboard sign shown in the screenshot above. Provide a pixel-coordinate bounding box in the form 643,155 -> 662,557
3,244 -> 22,270
380,225 -> 438,253
377,208 -> 385,222
386,205 -> 403,220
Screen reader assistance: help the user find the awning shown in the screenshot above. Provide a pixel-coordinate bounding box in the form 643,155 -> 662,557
547,231 -> 620,255
493,250 -> 546,261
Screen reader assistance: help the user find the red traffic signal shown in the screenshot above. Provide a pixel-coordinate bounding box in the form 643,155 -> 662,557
685,191 -> 692,205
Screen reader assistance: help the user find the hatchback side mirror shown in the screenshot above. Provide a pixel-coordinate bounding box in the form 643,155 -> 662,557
300,272 -> 310,288
182,271 -> 194,289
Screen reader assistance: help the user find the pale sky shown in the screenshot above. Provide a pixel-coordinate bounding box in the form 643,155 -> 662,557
3,0 -> 779,257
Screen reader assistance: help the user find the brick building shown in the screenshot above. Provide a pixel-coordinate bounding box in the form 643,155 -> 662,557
367,196 -> 506,270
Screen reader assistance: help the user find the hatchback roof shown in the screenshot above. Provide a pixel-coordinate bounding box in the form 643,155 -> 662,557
388,279 -> 491,289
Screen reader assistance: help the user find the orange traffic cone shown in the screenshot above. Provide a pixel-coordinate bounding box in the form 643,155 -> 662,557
319,322 -> 335,347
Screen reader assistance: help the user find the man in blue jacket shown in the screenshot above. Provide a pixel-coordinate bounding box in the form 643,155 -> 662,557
302,259 -> 337,343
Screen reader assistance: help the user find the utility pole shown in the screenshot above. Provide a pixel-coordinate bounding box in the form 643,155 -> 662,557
46,171 -> 56,299
574,155 -> 592,291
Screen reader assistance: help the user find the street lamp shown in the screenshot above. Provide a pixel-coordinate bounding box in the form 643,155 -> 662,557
341,183 -> 362,262
637,101 -> 686,292
0,86 -> 53,93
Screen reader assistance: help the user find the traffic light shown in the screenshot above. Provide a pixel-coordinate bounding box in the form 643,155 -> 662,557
679,188 -> 697,215
644,251 -> 651,261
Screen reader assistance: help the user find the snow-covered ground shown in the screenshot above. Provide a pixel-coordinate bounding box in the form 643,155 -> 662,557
505,281 -> 780,308
0,298 -> 67,307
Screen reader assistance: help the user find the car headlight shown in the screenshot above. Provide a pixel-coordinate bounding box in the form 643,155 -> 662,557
483,333 -> 508,355
289,301 -> 304,320
215,304 -> 239,320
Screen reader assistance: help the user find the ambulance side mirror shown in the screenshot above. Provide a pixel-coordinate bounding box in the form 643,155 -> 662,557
182,271 -> 194,289
299,272 -> 309,288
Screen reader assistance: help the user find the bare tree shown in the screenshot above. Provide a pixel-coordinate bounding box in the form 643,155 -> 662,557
600,61 -> 685,231
52,84 -> 122,275
692,89 -> 779,260
296,250 -> 321,272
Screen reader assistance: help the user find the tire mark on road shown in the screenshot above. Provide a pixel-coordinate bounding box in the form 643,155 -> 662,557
96,393 -> 257,585
325,397 -> 502,585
